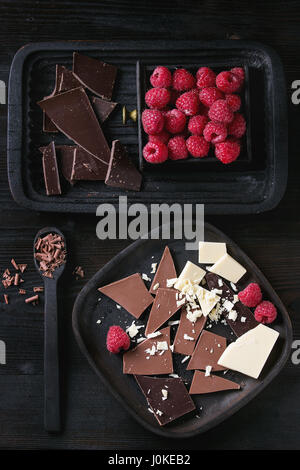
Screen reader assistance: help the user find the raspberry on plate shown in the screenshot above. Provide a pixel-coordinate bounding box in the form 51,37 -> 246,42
145,87 -> 171,109
188,114 -> 209,135
176,90 -> 200,116
238,283 -> 262,307
172,68 -> 196,92
225,94 -> 241,112
165,109 -> 186,134
149,129 -> 170,145
143,141 -> 168,164
199,87 -> 224,108
142,109 -> 165,135
215,138 -> 240,164
228,113 -> 246,138
216,71 -> 241,94
203,121 -> 227,144
208,99 -> 234,124
150,66 -> 172,88
186,135 -> 210,158
106,326 -> 130,354
168,136 -> 188,160
231,67 -> 245,83
196,67 -> 216,88
254,301 -> 277,324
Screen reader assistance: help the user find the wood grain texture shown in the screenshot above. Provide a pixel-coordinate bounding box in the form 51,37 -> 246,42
0,0 -> 299,450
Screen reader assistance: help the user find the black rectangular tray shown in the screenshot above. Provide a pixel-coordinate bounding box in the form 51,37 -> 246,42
8,40 -> 288,214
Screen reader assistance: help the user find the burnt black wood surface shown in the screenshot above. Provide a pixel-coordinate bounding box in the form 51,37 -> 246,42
0,0 -> 299,450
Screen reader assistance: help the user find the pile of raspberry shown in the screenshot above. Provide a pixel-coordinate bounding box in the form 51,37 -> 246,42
142,65 -> 246,164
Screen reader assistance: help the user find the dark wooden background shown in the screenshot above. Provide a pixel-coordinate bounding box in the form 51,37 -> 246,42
0,0 -> 299,450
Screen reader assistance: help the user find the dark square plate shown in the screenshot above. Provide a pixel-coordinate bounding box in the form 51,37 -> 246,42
72,223 -> 292,438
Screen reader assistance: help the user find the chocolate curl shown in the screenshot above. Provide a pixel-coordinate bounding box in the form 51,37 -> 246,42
25,295 -> 39,304
4,294 -> 9,304
14,273 -> 20,286
34,232 -> 66,278
33,286 -> 44,293
11,259 -> 19,270
73,266 -> 84,279
19,289 -> 26,295
18,264 -> 27,273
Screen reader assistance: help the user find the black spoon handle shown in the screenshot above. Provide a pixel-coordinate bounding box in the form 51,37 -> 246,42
44,278 -> 60,432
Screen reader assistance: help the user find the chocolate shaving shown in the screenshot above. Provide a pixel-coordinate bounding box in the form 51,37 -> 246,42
73,266 -> 84,279
34,232 -> 66,278
4,294 -> 9,304
18,264 -> 27,273
14,273 -> 20,286
19,289 -> 26,295
11,259 -> 19,270
33,286 -> 44,293
25,295 -> 39,304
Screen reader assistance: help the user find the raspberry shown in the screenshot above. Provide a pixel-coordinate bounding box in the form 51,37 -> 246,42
215,139 -> 240,164
228,113 -> 246,138
106,325 -> 130,354
225,94 -> 241,112
142,109 -> 164,135
231,67 -> 245,83
254,301 -> 277,325
176,90 -> 200,116
216,71 -> 241,93
150,66 -> 172,88
208,99 -> 234,123
199,87 -> 224,108
238,283 -> 262,308
196,67 -> 216,88
172,68 -> 196,92
143,141 -> 168,164
168,136 -> 188,160
186,135 -> 210,158
188,114 -> 209,135
203,121 -> 227,144
145,87 -> 170,109
149,130 -> 170,145
165,109 -> 186,134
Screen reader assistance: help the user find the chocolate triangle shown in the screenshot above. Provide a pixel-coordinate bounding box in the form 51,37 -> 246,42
187,330 -> 227,371
105,140 -> 142,191
92,97 -> 117,123
123,327 -> 173,375
56,145 -> 76,184
39,142 -> 61,196
59,67 -> 82,92
150,246 -> 177,294
145,288 -> 183,336
98,273 -> 153,319
135,375 -> 195,426
43,65 -> 66,133
73,52 -> 117,100
173,308 -> 206,356
38,87 -> 111,165
71,147 -> 108,181
189,370 -> 240,394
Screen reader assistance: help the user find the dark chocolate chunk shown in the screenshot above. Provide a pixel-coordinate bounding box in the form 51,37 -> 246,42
145,288 -> 183,336
59,67 -> 82,92
105,140 -> 142,191
187,330 -> 227,372
56,145 -> 76,184
42,65 -> 66,133
71,147 -> 108,181
92,96 -> 117,123
189,370 -> 240,395
173,308 -> 206,356
39,142 -> 61,196
150,246 -> 177,294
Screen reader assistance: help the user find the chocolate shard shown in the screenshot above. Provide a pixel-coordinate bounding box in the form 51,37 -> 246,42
145,288 -> 183,336
187,330 -> 227,371
42,65 -> 66,133
38,87 -> 111,165
73,52 -> 117,101
150,246 -> 177,294
56,145 -> 76,184
105,140 -> 142,191
59,67 -> 82,92
39,142 -> 61,196
173,308 -> 206,356
92,96 -> 117,123
135,375 -> 195,426
123,327 -> 173,375
189,370 -> 240,395
71,147 -> 108,181
206,273 -> 258,337
98,273 -> 153,319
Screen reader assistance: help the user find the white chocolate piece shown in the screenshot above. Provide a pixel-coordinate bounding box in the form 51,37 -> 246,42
174,261 -> 206,291
198,242 -> 227,264
196,286 -> 220,317
208,253 -> 246,284
217,324 -> 279,379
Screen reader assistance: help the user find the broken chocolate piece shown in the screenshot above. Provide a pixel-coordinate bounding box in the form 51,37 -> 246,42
92,96 -> 117,123
71,147 -> 108,181
59,67 -> 82,92
39,142 -> 61,196
135,375 -> 195,426
189,370 -> 240,394
73,52 -> 117,100
56,145 -> 76,184
145,288 -> 183,336
173,307 -> 206,356
123,327 -> 173,375
43,65 -> 65,133
38,87 -> 111,165
187,330 -> 227,371
150,246 -> 177,294
99,273 -> 153,319
105,140 -> 142,191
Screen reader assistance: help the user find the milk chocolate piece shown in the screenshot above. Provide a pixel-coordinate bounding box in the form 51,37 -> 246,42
92,97 -> 117,123
73,52 -> 117,100
39,142 -> 61,196
56,145 -> 76,183
98,273 -> 153,319
206,273 -> 258,337
123,327 -> 173,375
150,246 -> 177,295
59,67 -> 82,92
105,140 -> 142,191
145,288 -> 183,336
135,375 -> 195,426
187,330 -> 227,371
38,87 -> 111,165
71,147 -> 108,181
173,308 -> 206,356
43,65 -> 66,132
189,370 -> 240,394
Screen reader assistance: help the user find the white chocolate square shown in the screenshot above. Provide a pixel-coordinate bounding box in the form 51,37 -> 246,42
198,242 -> 227,264
174,261 -> 206,291
196,286 -> 220,317
208,253 -> 246,284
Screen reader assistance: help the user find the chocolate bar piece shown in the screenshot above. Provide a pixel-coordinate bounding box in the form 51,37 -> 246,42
43,65 -> 66,133
145,288 -> 183,336
71,147 -> 108,181
56,145 -> 76,184
105,140 -> 142,191
150,246 -> 177,294
187,330 -> 227,372
39,142 -> 61,196
73,52 -> 117,100
135,375 -> 195,426
59,67 -> 82,92
92,97 -> 117,123
189,370 -> 240,395
38,87 -> 111,165
173,308 -> 206,356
